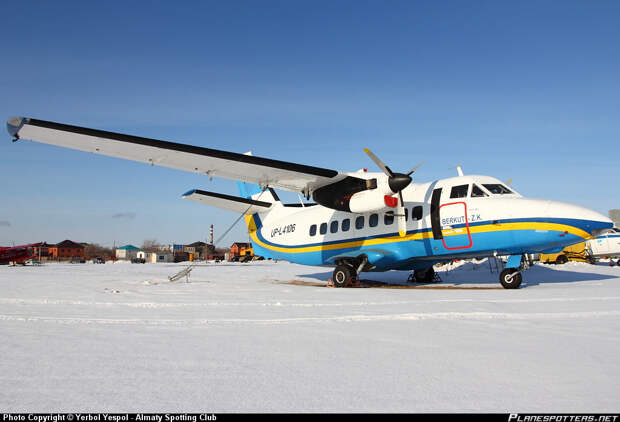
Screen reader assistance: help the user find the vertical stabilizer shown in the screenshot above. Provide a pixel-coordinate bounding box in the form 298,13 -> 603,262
235,182 -> 281,204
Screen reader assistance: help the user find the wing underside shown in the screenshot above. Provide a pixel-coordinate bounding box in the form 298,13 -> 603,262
8,117 -> 351,194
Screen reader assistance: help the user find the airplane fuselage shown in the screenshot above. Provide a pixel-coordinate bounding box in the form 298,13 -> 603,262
246,174 -> 612,271
0,243 -> 39,264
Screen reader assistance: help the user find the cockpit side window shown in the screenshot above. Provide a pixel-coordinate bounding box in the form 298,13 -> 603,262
482,184 -> 513,195
471,184 -> 488,197
450,184 -> 469,199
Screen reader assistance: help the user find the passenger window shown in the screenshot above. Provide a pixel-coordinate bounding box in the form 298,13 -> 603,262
471,184 -> 488,197
355,216 -> 364,229
412,206 -> 423,220
482,184 -> 513,194
450,184 -> 469,198
309,224 -> 317,236
369,213 -> 378,227
384,212 -> 394,225
320,223 -> 327,235
342,218 -> 350,232
330,221 -> 338,233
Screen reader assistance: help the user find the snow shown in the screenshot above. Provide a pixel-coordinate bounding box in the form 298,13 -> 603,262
1,260 -> 619,412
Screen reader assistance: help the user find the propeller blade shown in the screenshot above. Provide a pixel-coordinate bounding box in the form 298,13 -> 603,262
406,161 -> 424,176
363,148 -> 394,177
397,191 -> 407,237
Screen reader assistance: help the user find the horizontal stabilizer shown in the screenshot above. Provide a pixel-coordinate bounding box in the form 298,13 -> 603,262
182,189 -> 272,214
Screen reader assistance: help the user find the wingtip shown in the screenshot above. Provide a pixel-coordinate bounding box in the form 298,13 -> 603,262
7,116 -> 26,138
182,189 -> 197,198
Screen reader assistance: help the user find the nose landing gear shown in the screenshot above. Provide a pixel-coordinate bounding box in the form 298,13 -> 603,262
499,254 -> 527,289
499,268 -> 522,289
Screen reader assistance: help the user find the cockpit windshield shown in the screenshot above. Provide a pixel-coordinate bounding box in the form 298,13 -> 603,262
471,184 -> 488,197
482,184 -> 513,195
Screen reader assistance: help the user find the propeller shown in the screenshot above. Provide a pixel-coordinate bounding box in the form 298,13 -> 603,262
363,148 -> 422,237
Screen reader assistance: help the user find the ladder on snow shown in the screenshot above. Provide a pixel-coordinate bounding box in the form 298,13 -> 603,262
168,264 -> 195,283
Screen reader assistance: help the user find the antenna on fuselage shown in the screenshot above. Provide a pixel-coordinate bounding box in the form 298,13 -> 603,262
455,165 -> 464,176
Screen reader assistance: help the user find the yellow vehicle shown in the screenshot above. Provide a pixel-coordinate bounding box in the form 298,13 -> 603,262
539,242 -> 594,264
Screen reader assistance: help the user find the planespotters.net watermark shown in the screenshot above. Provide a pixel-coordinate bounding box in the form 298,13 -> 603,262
509,415 -> 618,422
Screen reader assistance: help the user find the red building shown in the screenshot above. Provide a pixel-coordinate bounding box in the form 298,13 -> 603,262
229,242 -> 252,260
33,240 -> 85,261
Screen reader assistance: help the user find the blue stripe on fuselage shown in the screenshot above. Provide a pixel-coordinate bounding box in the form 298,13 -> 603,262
248,215 -> 610,270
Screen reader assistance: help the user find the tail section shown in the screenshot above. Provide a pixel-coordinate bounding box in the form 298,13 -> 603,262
236,181 -> 281,204
236,182 -> 281,237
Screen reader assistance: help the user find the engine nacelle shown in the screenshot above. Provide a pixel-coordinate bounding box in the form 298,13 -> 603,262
349,190 -> 396,213
312,173 -> 398,212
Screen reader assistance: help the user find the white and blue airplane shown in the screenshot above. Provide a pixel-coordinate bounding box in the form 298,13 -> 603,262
7,117 -> 613,288
587,227 -> 620,264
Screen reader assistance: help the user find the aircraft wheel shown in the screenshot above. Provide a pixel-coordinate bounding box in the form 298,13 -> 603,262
333,265 -> 354,288
414,267 -> 436,283
499,268 -> 522,289
555,255 -> 568,265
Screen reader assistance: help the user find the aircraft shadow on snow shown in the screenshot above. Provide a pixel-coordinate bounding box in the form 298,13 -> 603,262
298,264 -> 616,288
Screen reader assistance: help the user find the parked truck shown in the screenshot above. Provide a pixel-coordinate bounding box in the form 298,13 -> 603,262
540,228 -> 620,265
539,242 -> 594,265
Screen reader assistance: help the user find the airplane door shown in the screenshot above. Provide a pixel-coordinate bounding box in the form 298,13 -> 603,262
439,201 -> 473,250
430,188 -> 443,240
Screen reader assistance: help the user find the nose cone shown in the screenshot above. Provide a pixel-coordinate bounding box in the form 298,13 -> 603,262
544,200 -> 613,236
388,173 -> 412,193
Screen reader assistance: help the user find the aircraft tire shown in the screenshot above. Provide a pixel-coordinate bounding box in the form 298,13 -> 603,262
555,255 -> 568,265
414,267 -> 435,283
499,268 -> 522,289
333,265 -> 354,288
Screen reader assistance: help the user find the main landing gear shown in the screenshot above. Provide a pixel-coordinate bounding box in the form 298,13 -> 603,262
332,264 -> 356,288
407,267 -> 440,283
331,256 -> 370,288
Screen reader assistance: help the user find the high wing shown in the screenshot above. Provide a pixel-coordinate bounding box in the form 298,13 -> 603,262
182,189 -> 272,214
7,117 -> 357,194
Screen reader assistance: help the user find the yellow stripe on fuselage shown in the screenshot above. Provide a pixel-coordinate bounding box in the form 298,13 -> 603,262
245,215 -> 591,254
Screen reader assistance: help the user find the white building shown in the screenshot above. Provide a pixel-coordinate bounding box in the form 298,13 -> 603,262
116,245 -> 140,260
137,251 -> 174,263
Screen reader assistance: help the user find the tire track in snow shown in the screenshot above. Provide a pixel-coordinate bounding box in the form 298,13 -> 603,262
1,296 -> 619,308
1,310 -> 619,326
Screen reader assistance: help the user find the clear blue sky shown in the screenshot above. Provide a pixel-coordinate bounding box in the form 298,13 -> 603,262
1,0 -> 618,247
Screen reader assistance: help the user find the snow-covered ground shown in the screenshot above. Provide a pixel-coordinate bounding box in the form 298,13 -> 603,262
1,260 -> 619,412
